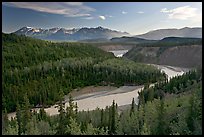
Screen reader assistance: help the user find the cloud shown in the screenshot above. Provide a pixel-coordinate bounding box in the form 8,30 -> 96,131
83,15 -> 112,20
99,16 -> 106,20
160,8 -> 170,13
137,11 -> 144,14
83,16 -> 94,20
3,2 -> 95,17
160,6 -> 199,20
122,11 -> 127,14
83,14 -> 113,20
106,15 -> 113,18
63,2 -> 83,6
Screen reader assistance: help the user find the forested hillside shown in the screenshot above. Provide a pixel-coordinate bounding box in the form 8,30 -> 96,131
2,67 -> 202,135
2,1 -> 202,135
2,33 -> 164,113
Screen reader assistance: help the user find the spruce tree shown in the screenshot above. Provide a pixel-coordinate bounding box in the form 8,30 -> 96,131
68,94 -> 75,118
65,94 -> 76,134
110,100 -> 116,135
130,98 -> 135,116
2,108 -> 9,134
138,90 -> 145,109
56,89 -> 66,135
16,103 -> 22,135
186,93 -> 196,134
156,98 -> 166,135
22,93 -> 31,134
100,109 -> 104,128
75,102 -> 78,119
141,122 -> 151,135
68,117 -> 81,135
39,107 -> 47,121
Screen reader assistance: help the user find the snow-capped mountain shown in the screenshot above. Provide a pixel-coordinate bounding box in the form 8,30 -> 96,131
13,26 -> 130,41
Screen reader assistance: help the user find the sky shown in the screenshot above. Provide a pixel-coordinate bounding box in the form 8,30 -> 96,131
2,2 -> 202,35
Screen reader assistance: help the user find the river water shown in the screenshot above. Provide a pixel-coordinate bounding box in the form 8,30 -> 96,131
108,50 -> 129,57
7,63 -> 190,120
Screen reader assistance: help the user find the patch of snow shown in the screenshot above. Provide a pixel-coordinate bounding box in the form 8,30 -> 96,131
26,26 -> 33,29
33,29 -> 40,32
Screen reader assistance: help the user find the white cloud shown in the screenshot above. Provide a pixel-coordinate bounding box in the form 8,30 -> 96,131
191,13 -> 202,24
160,8 -> 170,13
63,2 -> 83,6
3,2 -> 95,17
122,11 -> 127,14
160,6 -> 199,20
137,11 -> 144,14
83,14 -> 112,20
83,16 -> 94,20
99,16 -> 106,20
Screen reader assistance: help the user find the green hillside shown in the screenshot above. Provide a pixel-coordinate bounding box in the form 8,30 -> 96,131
2,33 -> 164,113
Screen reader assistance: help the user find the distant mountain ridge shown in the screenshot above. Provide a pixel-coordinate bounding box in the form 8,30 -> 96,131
135,27 -> 202,40
12,26 -> 202,41
160,37 -> 202,43
13,26 -> 130,41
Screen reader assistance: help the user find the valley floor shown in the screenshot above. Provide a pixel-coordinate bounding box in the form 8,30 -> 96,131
7,64 -> 190,120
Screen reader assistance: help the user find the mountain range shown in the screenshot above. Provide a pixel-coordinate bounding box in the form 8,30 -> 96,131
12,26 -> 202,41
135,27 -> 202,40
13,26 -> 129,41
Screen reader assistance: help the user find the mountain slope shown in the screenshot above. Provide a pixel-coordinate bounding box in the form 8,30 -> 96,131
124,38 -> 202,68
110,36 -> 156,44
135,27 -> 202,40
13,26 -> 129,41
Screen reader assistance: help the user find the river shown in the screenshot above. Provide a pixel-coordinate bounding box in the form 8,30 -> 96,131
108,50 -> 129,57
7,63 -> 190,120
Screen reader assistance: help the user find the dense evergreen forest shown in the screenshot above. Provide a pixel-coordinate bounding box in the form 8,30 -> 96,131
2,33 -> 164,113
2,33 -> 202,135
135,37 -> 202,47
2,68 -> 202,135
